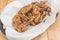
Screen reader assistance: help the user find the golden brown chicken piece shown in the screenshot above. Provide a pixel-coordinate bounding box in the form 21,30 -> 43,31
13,1 -> 51,32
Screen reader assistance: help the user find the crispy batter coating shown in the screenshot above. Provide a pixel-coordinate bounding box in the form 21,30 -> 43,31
13,1 -> 51,32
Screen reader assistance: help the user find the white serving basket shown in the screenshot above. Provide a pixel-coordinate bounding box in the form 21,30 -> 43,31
0,0 -> 60,40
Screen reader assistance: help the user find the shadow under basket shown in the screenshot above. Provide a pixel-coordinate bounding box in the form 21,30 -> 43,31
0,20 -> 5,34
